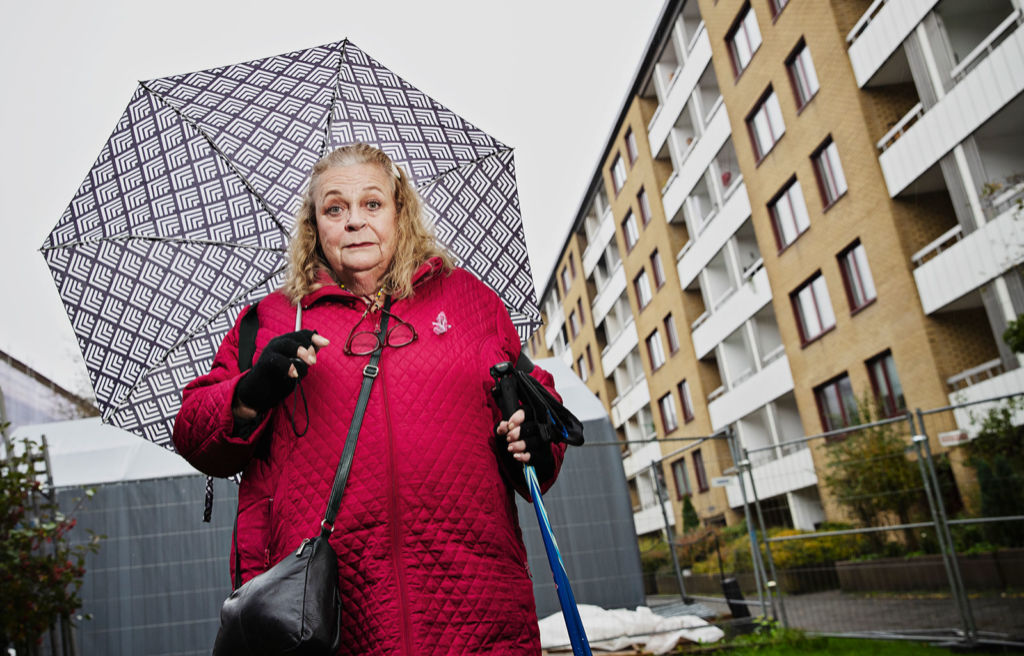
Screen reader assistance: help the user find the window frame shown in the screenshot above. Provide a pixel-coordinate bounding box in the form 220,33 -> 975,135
812,137 -> 848,208
785,39 -> 819,110
647,329 -> 666,371
650,249 -> 666,288
867,350 -> 906,418
693,449 -> 709,492
671,458 -> 691,499
678,379 -> 695,423
638,187 -> 652,225
814,373 -> 858,437
622,211 -> 639,252
746,87 -> 785,162
790,272 -> 836,345
726,3 -> 763,77
769,0 -> 789,19
664,314 -> 680,354
626,128 -> 639,165
634,270 -> 653,310
838,239 -> 877,312
659,391 -> 678,433
768,177 -> 810,251
576,298 -> 586,327
569,309 -> 580,339
560,264 -> 572,295
611,154 -> 627,194
577,354 -> 588,382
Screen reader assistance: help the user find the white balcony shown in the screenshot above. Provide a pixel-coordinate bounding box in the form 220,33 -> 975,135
647,27 -> 712,155
591,263 -> 627,326
634,499 -> 675,535
708,353 -> 794,430
878,19 -> 1024,196
582,208 -> 616,278
611,380 -> 651,429
914,201 -> 1024,314
622,440 -> 663,479
724,447 -> 818,509
847,0 -> 939,87
676,185 -> 751,289
660,103 -> 731,224
601,319 -> 638,376
692,267 -> 772,359
950,365 -> 1024,436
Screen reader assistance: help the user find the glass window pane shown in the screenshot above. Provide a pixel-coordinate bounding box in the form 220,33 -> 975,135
766,92 -> 785,140
812,276 -> 836,330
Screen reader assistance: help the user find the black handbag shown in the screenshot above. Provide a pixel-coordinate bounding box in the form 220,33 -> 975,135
212,298 -> 392,656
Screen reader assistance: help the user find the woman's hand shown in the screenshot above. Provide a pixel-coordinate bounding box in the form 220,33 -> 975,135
233,330 -> 330,418
496,409 -> 530,463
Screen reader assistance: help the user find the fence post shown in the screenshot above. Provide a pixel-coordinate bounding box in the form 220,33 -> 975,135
741,447 -> 788,628
650,462 -> 688,603
726,428 -> 769,618
913,410 -> 977,642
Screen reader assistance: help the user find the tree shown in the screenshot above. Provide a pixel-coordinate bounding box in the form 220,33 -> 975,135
821,402 -> 922,552
681,494 -> 700,534
0,431 -> 101,652
966,399 -> 1024,546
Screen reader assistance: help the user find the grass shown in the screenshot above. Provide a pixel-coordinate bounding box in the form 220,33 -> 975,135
719,636 -> 1017,655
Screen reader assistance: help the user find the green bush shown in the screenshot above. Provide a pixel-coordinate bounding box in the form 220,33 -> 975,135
768,525 -> 870,570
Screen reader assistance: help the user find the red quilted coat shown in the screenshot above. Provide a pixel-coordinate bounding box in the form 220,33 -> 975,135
173,259 -> 565,655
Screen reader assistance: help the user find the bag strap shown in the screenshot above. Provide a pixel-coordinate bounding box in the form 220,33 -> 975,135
319,294 -> 392,539
238,300 -> 261,372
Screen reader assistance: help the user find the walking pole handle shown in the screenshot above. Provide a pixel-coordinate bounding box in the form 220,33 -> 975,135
490,361 -> 519,420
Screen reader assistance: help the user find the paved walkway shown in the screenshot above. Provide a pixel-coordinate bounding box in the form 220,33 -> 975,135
648,591 -> 1024,642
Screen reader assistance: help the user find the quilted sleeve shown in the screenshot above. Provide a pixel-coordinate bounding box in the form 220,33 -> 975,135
172,307 -> 273,477
489,294 -> 568,499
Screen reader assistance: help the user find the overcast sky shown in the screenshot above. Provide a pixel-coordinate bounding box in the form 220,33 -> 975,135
0,0 -> 663,394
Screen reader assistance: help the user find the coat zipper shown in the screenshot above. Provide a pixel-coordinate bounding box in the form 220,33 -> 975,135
382,354 -> 415,654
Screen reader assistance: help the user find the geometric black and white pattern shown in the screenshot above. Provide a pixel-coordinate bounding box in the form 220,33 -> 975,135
40,39 -> 540,450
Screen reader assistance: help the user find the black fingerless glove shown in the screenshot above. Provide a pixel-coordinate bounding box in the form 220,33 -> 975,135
235,329 -> 318,413
497,420 -> 557,483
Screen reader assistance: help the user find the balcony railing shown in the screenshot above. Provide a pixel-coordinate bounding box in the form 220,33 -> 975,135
951,8 -> 1022,83
947,358 -> 1005,391
846,0 -> 889,46
877,102 -> 923,153
911,224 -> 963,267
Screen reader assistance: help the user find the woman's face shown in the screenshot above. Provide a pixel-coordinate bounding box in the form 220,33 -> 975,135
314,163 -> 398,287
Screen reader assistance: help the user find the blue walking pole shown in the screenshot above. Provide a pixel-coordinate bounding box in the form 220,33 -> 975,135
491,362 -> 592,656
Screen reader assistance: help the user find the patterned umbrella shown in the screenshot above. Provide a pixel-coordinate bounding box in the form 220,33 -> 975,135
40,39 -> 540,450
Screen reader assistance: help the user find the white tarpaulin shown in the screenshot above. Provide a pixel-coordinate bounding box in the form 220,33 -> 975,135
538,605 -> 724,654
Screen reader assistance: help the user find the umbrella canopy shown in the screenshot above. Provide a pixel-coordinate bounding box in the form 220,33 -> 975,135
40,39 -> 540,449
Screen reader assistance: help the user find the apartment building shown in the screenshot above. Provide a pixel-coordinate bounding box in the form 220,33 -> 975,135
527,0 -> 1024,540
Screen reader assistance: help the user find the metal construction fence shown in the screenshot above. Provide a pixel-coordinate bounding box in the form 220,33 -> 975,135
644,391 -> 1024,648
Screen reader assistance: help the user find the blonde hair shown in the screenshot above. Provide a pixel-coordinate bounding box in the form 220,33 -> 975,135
283,143 -> 453,303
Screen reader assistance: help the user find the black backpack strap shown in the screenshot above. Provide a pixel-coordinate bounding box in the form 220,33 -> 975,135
515,352 -> 535,374
238,301 -> 261,372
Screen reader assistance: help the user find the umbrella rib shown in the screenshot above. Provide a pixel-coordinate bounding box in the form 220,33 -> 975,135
106,263 -> 288,418
138,79 -> 293,236
39,234 -> 286,253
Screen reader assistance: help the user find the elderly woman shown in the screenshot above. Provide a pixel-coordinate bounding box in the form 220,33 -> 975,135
173,143 -> 565,655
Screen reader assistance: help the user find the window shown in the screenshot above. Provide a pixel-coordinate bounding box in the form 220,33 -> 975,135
586,345 -> 594,374
576,298 -> 586,327
770,0 -> 789,17
678,380 -> 695,422
650,250 -> 666,288
671,459 -> 691,498
664,314 -> 680,354
747,89 -> 785,161
622,212 -> 639,251
791,273 -> 836,343
577,355 -> 588,382
768,178 -> 810,249
647,329 -> 666,370
812,137 -> 848,206
867,351 -> 906,417
659,392 -> 678,433
611,155 -> 627,193
838,240 -> 877,311
634,271 -> 653,309
727,4 -> 762,76
693,449 -> 709,492
814,374 -> 858,433
638,188 -> 652,225
786,40 -> 819,109
569,310 -> 580,338
626,128 -> 639,165
560,264 -> 572,294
